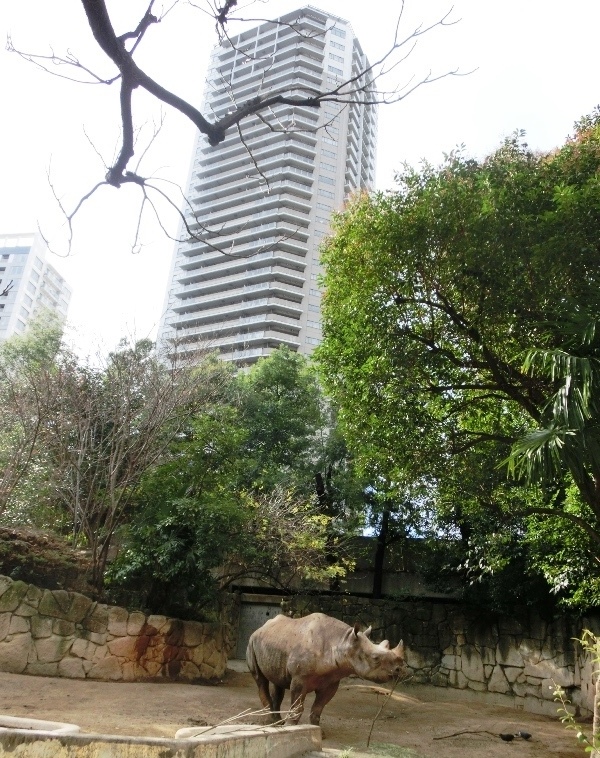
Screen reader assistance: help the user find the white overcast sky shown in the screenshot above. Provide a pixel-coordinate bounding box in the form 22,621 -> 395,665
1,0 -> 599,354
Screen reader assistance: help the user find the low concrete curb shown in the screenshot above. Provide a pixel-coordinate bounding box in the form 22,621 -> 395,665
0,722 -> 321,757
0,715 -> 80,734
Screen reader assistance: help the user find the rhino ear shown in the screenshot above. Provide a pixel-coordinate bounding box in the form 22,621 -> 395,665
380,640 -> 390,650
353,622 -> 361,637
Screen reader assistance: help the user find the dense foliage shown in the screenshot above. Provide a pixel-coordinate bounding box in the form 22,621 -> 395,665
317,111 -> 600,609
106,347 -> 363,615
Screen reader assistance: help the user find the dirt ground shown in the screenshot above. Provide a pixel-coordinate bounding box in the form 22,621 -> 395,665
0,667 -> 585,758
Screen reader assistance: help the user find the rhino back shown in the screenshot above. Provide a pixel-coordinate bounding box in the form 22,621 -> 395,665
247,613 -> 351,686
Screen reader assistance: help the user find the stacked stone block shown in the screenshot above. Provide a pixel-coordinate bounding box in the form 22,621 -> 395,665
0,575 -> 228,682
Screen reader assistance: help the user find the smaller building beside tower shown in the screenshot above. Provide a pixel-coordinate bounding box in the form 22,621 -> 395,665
0,233 -> 72,342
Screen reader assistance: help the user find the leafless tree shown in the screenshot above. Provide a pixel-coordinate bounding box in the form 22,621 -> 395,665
7,0 -> 463,253
43,339 -> 230,589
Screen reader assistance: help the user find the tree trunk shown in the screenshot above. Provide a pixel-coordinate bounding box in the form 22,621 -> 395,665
592,670 -> 600,757
372,507 -> 390,599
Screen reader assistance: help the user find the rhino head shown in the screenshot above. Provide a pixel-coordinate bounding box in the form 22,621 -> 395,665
339,623 -> 408,683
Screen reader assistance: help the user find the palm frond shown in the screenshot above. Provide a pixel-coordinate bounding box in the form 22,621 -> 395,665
505,425 -> 572,482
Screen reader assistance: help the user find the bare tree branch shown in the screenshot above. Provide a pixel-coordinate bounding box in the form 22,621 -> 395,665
9,0 -> 464,251
6,36 -> 120,85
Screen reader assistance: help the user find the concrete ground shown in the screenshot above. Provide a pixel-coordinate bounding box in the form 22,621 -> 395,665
0,667 -> 586,758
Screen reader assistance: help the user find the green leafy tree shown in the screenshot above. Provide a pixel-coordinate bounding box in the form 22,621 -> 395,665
232,348 -> 364,579
232,346 -> 324,490
106,401 -> 247,614
317,111 -> 600,606
108,402 -> 354,614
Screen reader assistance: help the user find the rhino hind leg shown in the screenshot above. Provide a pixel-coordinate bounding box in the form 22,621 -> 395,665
310,681 -> 340,726
251,667 -> 276,721
269,683 -> 286,724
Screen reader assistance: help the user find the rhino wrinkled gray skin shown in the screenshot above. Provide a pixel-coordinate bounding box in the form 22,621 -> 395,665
246,612 -> 408,726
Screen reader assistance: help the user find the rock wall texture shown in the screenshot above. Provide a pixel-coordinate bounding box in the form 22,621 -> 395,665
0,575 -> 229,682
281,594 -> 600,717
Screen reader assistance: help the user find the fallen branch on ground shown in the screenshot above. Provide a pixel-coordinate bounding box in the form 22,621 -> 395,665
366,675 -> 409,748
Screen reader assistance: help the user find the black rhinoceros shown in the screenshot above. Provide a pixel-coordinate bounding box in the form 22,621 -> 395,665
246,612 -> 407,726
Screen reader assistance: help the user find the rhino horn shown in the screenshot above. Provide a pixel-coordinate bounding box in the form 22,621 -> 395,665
380,640 -> 390,650
393,639 -> 405,654
352,623 -> 372,638
363,625 -> 372,638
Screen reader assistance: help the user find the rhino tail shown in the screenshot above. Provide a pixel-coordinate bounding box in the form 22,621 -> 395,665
246,635 -> 258,676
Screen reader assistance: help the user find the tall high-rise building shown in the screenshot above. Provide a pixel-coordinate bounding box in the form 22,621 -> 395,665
0,233 -> 72,342
159,6 -> 377,364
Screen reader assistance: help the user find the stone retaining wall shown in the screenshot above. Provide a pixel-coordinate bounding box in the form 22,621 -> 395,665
0,575 -> 229,682
282,594 -> 598,717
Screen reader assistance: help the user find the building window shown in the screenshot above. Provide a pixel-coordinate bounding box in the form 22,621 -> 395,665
309,304 -> 320,312
26,282 -> 35,295
329,53 -> 344,63
322,137 -> 337,146
306,336 -> 321,345
20,306 -> 29,318
318,188 -> 334,199
16,320 -> 25,332
328,65 -> 343,76
315,216 -> 328,224
310,288 -> 321,297
307,319 -> 322,329
322,149 -> 336,159
330,27 -> 346,38
34,257 -> 43,271
31,271 -> 39,283
330,41 -> 345,50
24,295 -> 33,307
319,175 -> 334,185
320,162 -> 336,172
316,202 -> 331,211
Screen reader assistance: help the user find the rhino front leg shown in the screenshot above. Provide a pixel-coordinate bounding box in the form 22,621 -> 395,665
310,682 -> 340,726
287,681 -> 306,724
